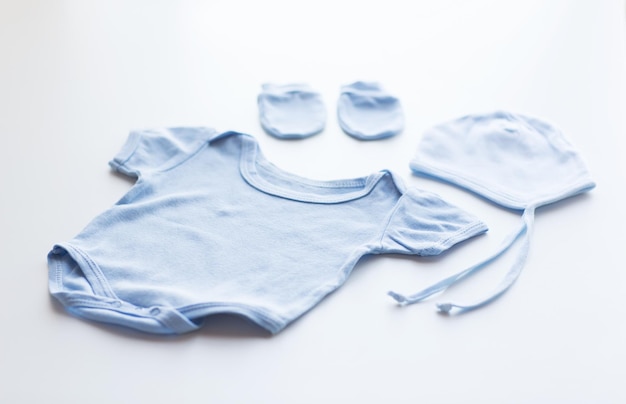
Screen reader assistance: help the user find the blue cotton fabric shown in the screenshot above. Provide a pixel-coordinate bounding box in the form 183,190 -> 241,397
389,111 -> 596,313
258,83 -> 326,139
337,81 -> 404,140
409,111 -> 596,209
48,128 -> 487,334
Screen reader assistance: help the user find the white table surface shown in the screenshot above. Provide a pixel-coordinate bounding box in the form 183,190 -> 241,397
1,1 -> 625,403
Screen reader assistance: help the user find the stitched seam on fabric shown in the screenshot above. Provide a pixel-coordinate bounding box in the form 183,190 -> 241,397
184,303 -> 280,324
240,135 -> 386,204
73,247 -> 113,297
117,132 -> 141,167
377,192 -> 409,251
179,301 -> 284,324
55,259 -> 63,290
411,162 -> 523,208
64,298 -> 115,308
414,161 -> 596,210
156,315 -> 179,332
157,128 -> 219,174
255,158 -> 368,189
64,298 -> 176,325
434,220 -> 487,252
65,244 -> 118,299
66,300 -> 178,332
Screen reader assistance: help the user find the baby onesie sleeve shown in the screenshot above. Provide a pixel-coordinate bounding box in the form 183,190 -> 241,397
109,127 -> 217,178
381,188 -> 488,256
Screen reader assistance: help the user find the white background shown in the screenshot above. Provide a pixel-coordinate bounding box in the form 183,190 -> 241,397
1,1 -> 625,403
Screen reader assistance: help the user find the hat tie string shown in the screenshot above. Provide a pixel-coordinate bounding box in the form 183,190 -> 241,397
388,206 -> 536,313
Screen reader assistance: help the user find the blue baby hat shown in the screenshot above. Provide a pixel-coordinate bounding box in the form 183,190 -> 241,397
389,111 -> 596,313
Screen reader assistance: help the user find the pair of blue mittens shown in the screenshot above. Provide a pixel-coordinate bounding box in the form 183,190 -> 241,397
258,82 -> 404,140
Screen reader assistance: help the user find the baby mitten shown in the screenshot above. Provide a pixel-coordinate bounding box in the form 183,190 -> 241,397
337,81 -> 404,140
258,83 -> 326,139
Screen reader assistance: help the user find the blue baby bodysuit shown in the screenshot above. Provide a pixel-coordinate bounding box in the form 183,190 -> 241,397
48,128 -> 487,334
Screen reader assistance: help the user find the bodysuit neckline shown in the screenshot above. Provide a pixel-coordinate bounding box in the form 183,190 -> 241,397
238,135 -> 388,204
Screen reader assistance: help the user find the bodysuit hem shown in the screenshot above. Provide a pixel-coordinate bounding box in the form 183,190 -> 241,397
48,244 -> 285,334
